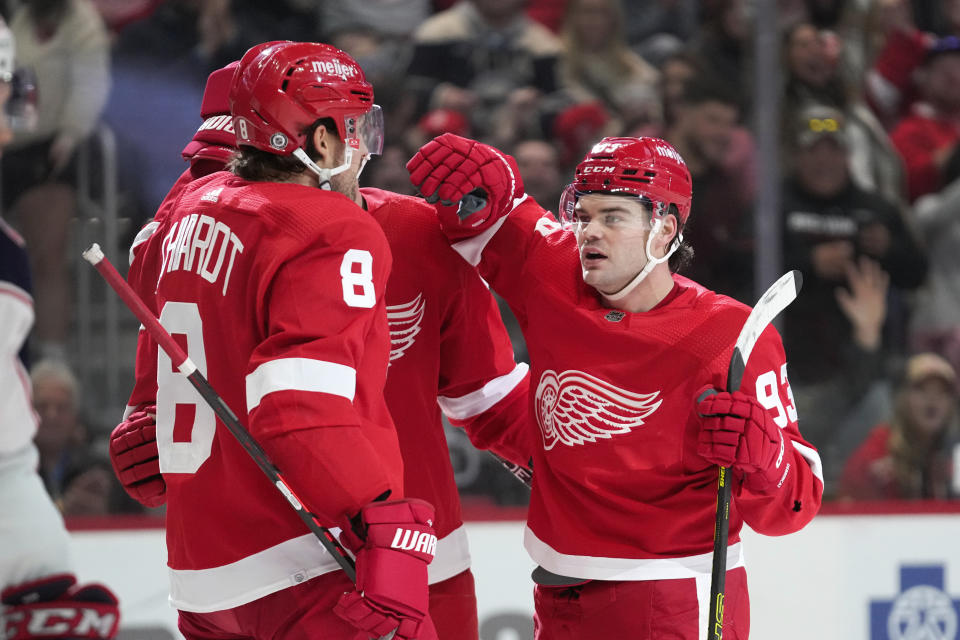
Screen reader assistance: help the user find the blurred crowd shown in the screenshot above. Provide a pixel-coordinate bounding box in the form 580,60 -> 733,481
3,0 -> 960,515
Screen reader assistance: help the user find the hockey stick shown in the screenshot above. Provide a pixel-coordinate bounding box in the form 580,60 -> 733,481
81,244 -> 358,582
489,451 -> 532,488
704,270 -> 802,640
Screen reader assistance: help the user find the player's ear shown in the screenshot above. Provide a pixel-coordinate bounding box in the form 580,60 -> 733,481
311,124 -> 335,167
659,213 -> 677,239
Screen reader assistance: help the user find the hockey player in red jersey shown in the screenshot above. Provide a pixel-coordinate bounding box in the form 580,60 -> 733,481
407,134 -> 825,639
112,41 -> 439,640
109,43 -> 531,640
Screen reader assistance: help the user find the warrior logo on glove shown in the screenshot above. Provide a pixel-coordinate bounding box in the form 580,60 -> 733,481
390,526 -> 438,555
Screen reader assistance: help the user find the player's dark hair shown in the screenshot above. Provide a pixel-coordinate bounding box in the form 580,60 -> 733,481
666,203 -> 694,273
229,117 -> 339,182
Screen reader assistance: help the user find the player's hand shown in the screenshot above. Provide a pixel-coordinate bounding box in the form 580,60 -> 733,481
407,133 -> 524,241
109,404 -> 166,508
696,389 -> 789,493
334,499 -> 438,640
2,573 -> 120,640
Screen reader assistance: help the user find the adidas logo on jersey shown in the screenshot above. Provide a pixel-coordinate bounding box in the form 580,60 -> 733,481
390,528 -> 437,557
201,187 -> 223,203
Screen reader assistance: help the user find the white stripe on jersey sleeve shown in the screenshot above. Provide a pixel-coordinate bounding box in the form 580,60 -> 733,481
129,221 -> 160,266
792,440 -> 824,484
246,357 -> 356,411
437,362 -> 528,420
428,525 -> 471,585
450,216 -> 510,266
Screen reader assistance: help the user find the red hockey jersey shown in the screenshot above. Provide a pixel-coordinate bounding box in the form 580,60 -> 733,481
125,172 -> 402,612
363,188 -> 531,584
450,197 -> 824,580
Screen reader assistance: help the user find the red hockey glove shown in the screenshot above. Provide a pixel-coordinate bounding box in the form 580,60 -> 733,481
696,390 -> 790,494
109,404 -> 165,508
406,133 -> 524,241
334,499 -> 438,640
2,574 -> 120,640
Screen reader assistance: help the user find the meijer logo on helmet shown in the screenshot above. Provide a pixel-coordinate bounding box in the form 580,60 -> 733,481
310,59 -> 357,78
654,143 -> 685,164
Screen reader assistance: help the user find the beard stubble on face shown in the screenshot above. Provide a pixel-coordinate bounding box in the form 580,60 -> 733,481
581,227 -> 652,294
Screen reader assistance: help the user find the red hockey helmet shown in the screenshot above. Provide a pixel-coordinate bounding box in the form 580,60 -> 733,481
182,61 -> 240,163
558,137 -> 692,228
229,41 -> 383,158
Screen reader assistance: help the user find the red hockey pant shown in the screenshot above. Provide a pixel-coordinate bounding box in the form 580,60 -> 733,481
533,567 -> 750,639
429,568 -> 479,640
177,569 -> 438,640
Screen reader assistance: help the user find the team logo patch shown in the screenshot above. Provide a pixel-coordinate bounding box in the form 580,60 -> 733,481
387,293 -> 425,363
535,369 -> 661,449
270,132 -> 288,150
604,310 -> 625,322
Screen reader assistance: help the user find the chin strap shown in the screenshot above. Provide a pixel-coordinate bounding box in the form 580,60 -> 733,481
293,146 -> 355,190
598,219 -> 683,302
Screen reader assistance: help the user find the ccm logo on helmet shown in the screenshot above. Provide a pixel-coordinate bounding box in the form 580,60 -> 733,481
310,59 -> 357,78
390,528 -> 438,556
582,166 -> 615,174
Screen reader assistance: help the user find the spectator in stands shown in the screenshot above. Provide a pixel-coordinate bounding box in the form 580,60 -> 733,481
556,0 -> 660,129
783,20 -> 905,205
864,0 -> 935,129
31,358 -> 137,515
689,0 -> 754,105
363,144 -> 419,196
908,151 -> 960,378
321,0 -> 430,134
60,452 -> 142,515
30,359 -> 87,500
781,105 -> 928,481
839,353 -> 959,500
549,99 -> 614,172
2,0 -> 110,361
657,49 -> 704,130
623,0 -> 698,66
511,138 -> 564,212
890,36 -> 960,202
105,0 -> 264,215
407,0 -> 562,141
664,74 -> 756,301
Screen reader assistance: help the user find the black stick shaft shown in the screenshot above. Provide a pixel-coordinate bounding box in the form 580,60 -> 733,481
707,270 -> 802,639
